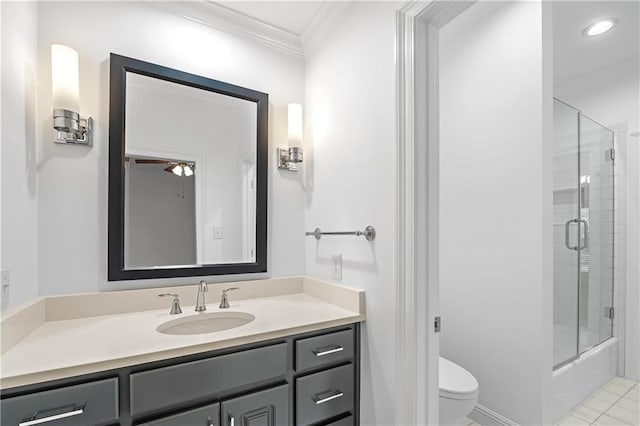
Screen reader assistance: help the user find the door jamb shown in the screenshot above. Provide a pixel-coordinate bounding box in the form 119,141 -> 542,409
394,2 -> 475,424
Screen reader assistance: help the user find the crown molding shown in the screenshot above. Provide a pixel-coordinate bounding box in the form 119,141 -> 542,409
300,1 -> 352,54
149,1 -> 352,60
151,1 -> 305,59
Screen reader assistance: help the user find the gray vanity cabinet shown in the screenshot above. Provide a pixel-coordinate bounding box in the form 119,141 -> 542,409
221,384 -> 289,426
1,323 -> 360,426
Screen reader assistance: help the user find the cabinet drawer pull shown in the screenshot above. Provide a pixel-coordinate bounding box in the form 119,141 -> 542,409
230,416 -> 235,426
313,345 -> 344,357
19,403 -> 85,426
312,389 -> 344,405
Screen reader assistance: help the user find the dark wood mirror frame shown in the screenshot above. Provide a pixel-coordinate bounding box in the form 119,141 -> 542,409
108,53 -> 268,281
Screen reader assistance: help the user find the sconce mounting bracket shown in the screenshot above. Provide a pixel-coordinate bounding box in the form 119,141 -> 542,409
53,108 -> 93,147
277,146 -> 303,172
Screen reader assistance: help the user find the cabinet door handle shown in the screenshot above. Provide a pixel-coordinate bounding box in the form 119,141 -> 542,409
312,345 -> 344,357
19,403 -> 85,426
312,389 -> 344,405
207,416 -> 214,426
230,416 -> 235,426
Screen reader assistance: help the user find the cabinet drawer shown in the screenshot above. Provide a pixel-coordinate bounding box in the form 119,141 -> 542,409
295,329 -> 353,371
0,378 -> 118,426
130,343 -> 287,417
296,364 -> 354,425
221,384 -> 289,426
138,401 -> 219,426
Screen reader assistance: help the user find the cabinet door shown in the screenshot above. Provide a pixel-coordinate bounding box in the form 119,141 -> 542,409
221,384 -> 288,426
138,402 -> 219,426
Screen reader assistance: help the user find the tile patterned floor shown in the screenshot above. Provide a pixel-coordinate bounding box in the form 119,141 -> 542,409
556,377 -> 640,426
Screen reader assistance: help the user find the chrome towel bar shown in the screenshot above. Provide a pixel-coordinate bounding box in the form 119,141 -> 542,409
305,226 -> 376,241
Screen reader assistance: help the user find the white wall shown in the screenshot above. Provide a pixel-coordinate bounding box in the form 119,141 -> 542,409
304,2 -> 398,424
438,2 -> 553,424
555,56 -> 640,380
34,1 -> 306,296
0,1 -> 39,310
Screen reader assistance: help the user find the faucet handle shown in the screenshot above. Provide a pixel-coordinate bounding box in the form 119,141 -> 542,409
158,293 -> 182,315
219,288 -> 239,309
199,280 -> 209,292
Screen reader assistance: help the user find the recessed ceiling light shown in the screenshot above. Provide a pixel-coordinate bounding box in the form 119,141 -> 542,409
584,19 -> 616,37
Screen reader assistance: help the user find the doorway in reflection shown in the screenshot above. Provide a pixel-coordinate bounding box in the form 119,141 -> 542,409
124,156 -> 196,268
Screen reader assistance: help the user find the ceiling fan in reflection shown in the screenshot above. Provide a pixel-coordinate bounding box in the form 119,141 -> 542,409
126,157 -> 195,177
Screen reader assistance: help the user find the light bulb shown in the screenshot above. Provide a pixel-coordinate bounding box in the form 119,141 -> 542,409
172,165 -> 183,176
584,19 -> 616,37
183,165 -> 193,176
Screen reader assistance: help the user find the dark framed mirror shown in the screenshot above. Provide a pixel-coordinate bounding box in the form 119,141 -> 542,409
108,54 -> 268,281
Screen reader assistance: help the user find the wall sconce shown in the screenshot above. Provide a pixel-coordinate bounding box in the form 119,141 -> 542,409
51,44 -> 92,147
277,103 -> 303,171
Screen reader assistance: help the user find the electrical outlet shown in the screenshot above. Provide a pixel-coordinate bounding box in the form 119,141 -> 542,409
213,227 -> 223,240
331,253 -> 342,281
1,269 -> 10,310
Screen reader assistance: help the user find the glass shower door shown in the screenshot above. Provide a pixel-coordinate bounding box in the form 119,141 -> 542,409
552,98 -> 615,368
553,100 -> 581,366
578,116 -> 615,352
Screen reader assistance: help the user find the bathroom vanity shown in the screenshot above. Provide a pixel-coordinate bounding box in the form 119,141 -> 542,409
0,277 -> 364,426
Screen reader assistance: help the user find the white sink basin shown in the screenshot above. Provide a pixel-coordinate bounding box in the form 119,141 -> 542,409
157,312 -> 255,335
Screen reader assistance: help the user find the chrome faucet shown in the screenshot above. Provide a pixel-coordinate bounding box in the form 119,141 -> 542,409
219,288 -> 239,309
195,280 -> 208,312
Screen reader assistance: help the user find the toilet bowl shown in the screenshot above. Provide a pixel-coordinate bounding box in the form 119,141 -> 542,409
439,356 -> 479,425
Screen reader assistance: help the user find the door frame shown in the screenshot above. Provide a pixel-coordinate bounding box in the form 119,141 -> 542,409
394,2 -> 475,424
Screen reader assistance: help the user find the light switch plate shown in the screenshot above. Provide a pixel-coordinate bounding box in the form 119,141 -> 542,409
331,253 -> 342,281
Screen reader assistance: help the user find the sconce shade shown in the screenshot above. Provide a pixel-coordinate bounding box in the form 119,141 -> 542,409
51,44 -> 80,112
287,103 -> 303,148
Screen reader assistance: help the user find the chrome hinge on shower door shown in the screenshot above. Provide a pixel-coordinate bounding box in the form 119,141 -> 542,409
604,307 -> 614,319
434,316 -> 441,333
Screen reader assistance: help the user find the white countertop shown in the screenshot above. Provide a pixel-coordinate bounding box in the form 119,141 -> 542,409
0,277 -> 365,389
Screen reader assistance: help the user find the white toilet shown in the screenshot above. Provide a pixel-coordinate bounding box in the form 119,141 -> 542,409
439,356 -> 479,425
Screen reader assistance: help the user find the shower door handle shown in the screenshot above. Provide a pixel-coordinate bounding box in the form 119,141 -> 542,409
578,219 -> 589,250
565,219 -> 580,251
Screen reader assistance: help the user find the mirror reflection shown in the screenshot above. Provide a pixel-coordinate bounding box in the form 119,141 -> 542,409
124,72 -> 257,269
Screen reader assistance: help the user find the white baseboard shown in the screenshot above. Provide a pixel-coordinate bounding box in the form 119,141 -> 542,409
468,403 -> 519,426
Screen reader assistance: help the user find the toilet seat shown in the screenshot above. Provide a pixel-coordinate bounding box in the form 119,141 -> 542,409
439,357 -> 479,400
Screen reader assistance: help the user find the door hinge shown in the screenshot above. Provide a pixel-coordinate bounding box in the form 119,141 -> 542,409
608,148 -> 615,161
604,307 -> 614,319
434,316 -> 441,333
